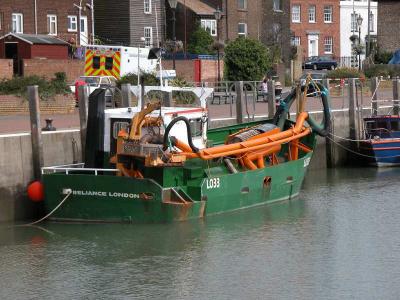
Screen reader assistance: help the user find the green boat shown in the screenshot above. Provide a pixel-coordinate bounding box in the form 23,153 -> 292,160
41,82 -> 331,223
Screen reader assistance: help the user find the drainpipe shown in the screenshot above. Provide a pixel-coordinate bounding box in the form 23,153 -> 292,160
34,0 -> 37,34
225,0 -> 228,40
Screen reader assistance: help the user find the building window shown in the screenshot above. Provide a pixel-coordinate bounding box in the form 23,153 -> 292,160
0,12 -> 3,30
12,13 -> 23,33
144,27 -> 153,47
144,0 -> 152,14
351,13 -> 359,32
201,19 -> 217,36
238,23 -> 247,36
369,12 -> 374,32
273,0 -> 282,11
292,5 -> 301,23
291,36 -> 301,46
308,5 -> 316,23
237,0 -> 247,10
68,15 -> 77,32
47,14 -> 57,35
324,36 -> 333,54
324,6 -> 332,23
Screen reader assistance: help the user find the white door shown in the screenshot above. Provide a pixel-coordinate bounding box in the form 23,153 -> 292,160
80,16 -> 88,46
308,35 -> 318,57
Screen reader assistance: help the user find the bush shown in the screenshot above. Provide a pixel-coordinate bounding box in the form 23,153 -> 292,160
364,65 -> 400,78
0,72 -> 70,99
374,51 -> 393,64
170,77 -> 196,105
326,67 -> 364,79
224,37 -> 272,81
116,72 -> 160,88
187,25 -> 214,55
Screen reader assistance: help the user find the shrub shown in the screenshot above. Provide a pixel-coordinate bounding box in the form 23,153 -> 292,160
0,72 -> 70,99
224,37 -> 272,81
170,77 -> 196,105
187,25 -> 215,55
364,65 -> 400,78
374,51 -> 393,64
116,72 -> 160,88
326,67 -> 364,79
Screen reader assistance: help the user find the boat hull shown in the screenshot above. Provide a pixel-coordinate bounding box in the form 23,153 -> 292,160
43,153 -> 313,223
360,139 -> 400,167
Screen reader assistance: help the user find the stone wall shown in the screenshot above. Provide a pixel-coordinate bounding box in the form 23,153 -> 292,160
23,59 -> 84,83
0,59 -> 13,80
0,94 -> 76,115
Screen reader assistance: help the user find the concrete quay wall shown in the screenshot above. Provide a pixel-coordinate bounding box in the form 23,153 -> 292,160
0,130 -> 81,222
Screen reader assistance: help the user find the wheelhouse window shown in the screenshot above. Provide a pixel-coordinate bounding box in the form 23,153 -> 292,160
144,0 -> 152,14
47,14 -> 57,35
292,5 -> 301,23
324,6 -> 332,23
12,13 -> 23,33
201,19 -> 217,36
238,23 -> 247,37
324,37 -> 333,54
144,27 -> 153,47
68,15 -> 77,32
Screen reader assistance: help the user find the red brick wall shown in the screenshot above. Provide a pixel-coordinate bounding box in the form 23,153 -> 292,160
31,45 -> 68,59
23,59 -> 84,82
0,59 -> 13,80
0,0 -> 92,45
290,0 -> 340,58
163,59 -> 224,83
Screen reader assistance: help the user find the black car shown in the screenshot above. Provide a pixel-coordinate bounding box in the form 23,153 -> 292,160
304,56 -> 337,70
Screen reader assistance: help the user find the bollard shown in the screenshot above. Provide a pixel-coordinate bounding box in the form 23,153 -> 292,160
371,77 -> 378,116
393,79 -> 400,116
28,85 -> 44,180
121,83 -> 132,107
78,85 -> 89,161
41,118 -> 56,131
267,80 -> 276,119
235,81 -> 244,124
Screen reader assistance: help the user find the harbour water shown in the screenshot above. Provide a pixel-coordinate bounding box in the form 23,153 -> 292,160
1,167 -> 400,299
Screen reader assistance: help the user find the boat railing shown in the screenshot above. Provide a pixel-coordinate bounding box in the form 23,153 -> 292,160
41,164 -> 119,175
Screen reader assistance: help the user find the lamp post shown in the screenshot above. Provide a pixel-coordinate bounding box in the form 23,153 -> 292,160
168,0 -> 178,70
357,15 -> 363,71
86,0 -> 95,44
73,0 -> 83,46
214,7 -> 223,83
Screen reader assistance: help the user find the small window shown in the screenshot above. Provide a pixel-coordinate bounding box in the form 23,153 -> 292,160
237,0 -> 247,10
377,121 -> 387,129
68,15 -> 77,32
190,119 -> 202,137
47,14 -> 57,35
324,6 -> 332,23
391,121 -> 399,131
144,0 -> 152,14
273,0 -> 282,11
292,5 -> 301,23
144,27 -> 153,47
0,12 -> 3,30
105,57 -> 113,70
351,13 -> 358,32
324,37 -> 333,54
291,36 -> 301,46
238,23 -> 247,36
93,56 -> 101,69
369,12 -> 374,32
12,13 -> 23,33
308,5 -> 315,23
201,19 -> 217,36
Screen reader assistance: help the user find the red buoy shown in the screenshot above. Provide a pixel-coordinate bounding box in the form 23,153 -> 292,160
27,181 -> 44,202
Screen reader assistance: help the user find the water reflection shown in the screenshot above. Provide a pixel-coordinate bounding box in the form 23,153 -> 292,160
1,167 -> 400,299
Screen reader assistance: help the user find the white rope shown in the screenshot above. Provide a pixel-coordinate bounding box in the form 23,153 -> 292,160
12,191 -> 72,227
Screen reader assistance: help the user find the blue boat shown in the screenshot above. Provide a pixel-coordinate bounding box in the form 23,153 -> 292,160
360,116 -> 400,167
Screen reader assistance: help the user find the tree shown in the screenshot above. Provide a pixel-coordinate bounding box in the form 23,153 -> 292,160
187,25 -> 214,55
224,37 -> 272,81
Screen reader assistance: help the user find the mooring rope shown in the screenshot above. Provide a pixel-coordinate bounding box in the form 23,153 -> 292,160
11,191 -> 72,227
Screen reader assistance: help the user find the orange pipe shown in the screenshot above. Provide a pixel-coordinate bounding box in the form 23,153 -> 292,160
172,138 -> 194,153
246,144 -> 281,160
298,142 -> 312,153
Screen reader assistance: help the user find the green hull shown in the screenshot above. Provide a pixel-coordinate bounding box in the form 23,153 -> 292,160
43,119 -> 316,223
43,153 -> 312,223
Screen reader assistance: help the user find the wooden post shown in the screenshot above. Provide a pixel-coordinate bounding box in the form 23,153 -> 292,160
78,85 -> 89,161
393,79 -> 400,116
235,81 -> 244,124
121,83 -> 132,107
348,78 -> 359,144
371,77 -> 378,116
28,85 -> 44,180
267,80 -> 276,119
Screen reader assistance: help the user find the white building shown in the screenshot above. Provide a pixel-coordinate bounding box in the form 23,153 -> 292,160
340,0 -> 378,64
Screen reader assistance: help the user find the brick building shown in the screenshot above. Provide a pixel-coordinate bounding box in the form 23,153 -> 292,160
377,0 -> 400,53
290,0 -> 340,59
0,0 -> 93,46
